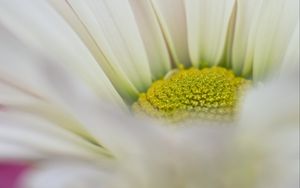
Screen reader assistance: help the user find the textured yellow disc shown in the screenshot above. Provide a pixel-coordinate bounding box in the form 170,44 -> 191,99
132,67 -> 250,122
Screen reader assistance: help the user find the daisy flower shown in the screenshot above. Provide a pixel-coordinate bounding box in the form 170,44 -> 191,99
0,0 -> 299,188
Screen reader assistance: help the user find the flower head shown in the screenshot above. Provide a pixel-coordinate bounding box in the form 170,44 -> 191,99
0,0 -> 299,188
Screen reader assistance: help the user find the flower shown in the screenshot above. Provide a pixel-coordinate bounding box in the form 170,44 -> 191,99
0,0 -> 299,188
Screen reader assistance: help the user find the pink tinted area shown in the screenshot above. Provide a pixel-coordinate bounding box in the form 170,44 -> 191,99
0,162 -> 29,188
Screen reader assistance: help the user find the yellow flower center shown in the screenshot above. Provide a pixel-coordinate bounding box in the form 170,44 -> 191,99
132,66 -> 250,122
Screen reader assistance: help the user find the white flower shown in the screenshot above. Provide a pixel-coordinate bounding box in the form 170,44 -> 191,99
0,0 -> 299,188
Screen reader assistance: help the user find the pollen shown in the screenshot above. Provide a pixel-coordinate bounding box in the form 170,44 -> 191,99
132,66 -> 250,122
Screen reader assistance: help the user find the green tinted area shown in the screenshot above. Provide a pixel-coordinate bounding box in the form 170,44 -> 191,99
132,67 -> 250,122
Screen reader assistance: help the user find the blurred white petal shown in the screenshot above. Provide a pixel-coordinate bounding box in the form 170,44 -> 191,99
0,113 -> 107,161
0,0 -> 126,104
22,66 -> 299,187
0,142 -> 43,160
23,161 -> 114,188
236,69 -> 299,188
240,69 -> 299,129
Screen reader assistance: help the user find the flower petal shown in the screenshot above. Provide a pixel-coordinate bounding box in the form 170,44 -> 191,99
185,0 -> 236,67
281,21 -> 299,74
150,0 -> 191,66
128,0 -> 172,79
240,70 -> 299,131
22,161 -> 113,188
49,0 -> 152,92
0,0 -> 131,104
236,68 -> 299,188
0,22 -> 126,149
252,0 -> 299,81
231,0 -> 263,76
0,142 -> 43,160
0,109 -> 111,161
232,0 -> 299,80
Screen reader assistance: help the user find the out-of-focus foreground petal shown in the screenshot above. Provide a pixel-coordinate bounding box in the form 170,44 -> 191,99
0,22 -> 115,161
22,160 -> 114,188
22,66 -> 299,188
0,0 -> 126,105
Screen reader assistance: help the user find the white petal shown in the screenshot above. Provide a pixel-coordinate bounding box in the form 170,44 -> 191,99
13,94 -> 299,188
50,0 -> 152,92
0,26 -> 57,104
128,0 -> 172,79
0,142 -> 43,160
240,63 -> 299,130
56,102 -> 161,158
231,0 -> 263,76
0,23 -> 127,144
0,58 -> 125,149
236,68 -> 299,187
281,21 -> 299,74
22,161 -> 113,188
185,0 -> 236,67
232,0 -> 299,81
252,0 -> 299,81
0,0 -> 130,104
150,0 -> 191,66
0,110 -> 110,161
